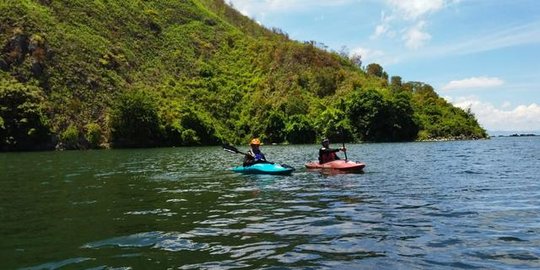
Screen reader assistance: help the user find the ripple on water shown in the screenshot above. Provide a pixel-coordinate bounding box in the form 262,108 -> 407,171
21,257 -> 92,270
178,260 -> 250,270
297,237 -> 386,258
82,231 -> 207,252
468,249 -> 540,262
124,208 -> 176,216
498,236 -> 526,242
270,251 -> 322,264
228,242 -> 289,259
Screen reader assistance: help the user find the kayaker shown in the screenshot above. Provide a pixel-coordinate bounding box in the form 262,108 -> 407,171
319,138 -> 346,164
243,138 -> 267,166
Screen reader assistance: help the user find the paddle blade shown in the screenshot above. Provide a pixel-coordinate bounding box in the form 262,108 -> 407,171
222,144 -> 240,154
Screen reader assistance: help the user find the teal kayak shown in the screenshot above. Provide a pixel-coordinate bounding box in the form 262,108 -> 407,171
231,163 -> 295,175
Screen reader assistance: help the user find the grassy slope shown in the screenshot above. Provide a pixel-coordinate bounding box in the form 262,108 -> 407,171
0,0 -> 486,150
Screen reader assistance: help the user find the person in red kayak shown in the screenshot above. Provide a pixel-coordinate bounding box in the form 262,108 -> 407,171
319,138 -> 346,164
243,138 -> 267,166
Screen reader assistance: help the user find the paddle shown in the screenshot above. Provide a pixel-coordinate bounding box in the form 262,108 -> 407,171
341,131 -> 348,162
340,99 -> 348,162
223,144 -> 274,165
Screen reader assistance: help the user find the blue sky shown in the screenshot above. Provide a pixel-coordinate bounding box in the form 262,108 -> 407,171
228,0 -> 540,132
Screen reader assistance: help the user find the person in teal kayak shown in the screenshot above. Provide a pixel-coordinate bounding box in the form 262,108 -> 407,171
243,138 -> 267,166
319,138 -> 346,164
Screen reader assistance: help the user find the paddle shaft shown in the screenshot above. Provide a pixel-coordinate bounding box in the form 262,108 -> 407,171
342,140 -> 348,162
223,144 -> 248,156
340,99 -> 348,162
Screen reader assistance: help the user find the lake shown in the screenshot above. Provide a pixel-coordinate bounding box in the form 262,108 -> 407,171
1,137 -> 539,269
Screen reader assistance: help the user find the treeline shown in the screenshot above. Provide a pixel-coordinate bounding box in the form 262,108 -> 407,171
0,0 -> 486,151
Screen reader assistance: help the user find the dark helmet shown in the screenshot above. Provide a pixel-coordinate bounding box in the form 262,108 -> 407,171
321,138 -> 330,145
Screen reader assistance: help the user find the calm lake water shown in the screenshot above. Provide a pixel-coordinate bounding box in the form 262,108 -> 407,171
1,137 -> 539,269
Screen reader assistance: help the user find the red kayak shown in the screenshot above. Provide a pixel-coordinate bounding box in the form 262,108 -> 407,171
305,160 -> 366,172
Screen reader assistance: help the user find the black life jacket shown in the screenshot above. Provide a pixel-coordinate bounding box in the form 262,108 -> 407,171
319,148 -> 338,164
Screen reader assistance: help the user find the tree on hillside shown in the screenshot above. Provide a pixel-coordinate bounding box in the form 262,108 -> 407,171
263,110 -> 286,143
346,89 -> 418,141
403,81 -> 438,97
350,54 -> 362,69
366,63 -> 388,83
178,108 -> 221,146
315,107 -> 353,142
389,91 -> 420,140
285,114 -> 316,144
346,89 -> 389,141
390,76 -> 402,92
366,63 -> 384,77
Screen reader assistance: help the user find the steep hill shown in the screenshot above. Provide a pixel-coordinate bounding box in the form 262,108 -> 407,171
0,0 -> 487,151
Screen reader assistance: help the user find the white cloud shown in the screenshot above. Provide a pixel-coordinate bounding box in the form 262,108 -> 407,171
373,0 -> 459,49
351,47 -> 384,59
403,21 -> 431,49
228,0 -> 358,17
374,24 -> 389,38
387,21 -> 540,63
350,47 -> 400,66
371,11 -> 395,39
429,21 -> 540,57
387,0 -> 446,20
451,96 -> 540,131
442,77 -> 505,91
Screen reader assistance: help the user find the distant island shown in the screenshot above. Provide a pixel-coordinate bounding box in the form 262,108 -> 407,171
489,131 -> 539,137
0,0 -> 487,151
499,133 -> 538,137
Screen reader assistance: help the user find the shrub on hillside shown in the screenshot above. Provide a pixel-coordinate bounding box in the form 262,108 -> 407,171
110,90 -> 162,147
285,114 -> 316,144
0,79 -> 51,151
346,89 -> 419,142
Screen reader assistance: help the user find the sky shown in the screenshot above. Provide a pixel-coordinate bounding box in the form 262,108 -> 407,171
228,0 -> 540,132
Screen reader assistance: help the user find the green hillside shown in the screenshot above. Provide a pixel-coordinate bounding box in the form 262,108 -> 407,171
0,0 -> 487,151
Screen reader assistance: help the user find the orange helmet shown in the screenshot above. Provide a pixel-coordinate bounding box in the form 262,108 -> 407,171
250,138 -> 261,145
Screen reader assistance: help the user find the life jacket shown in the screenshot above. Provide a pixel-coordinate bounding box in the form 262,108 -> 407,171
254,153 -> 265,160
248,149 -> 266,161
319,148 -> 338,164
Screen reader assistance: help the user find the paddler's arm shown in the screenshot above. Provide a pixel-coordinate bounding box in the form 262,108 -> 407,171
320,147 -> 341,153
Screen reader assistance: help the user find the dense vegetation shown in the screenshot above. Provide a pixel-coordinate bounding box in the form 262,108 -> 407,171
0,0 -> 487,151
